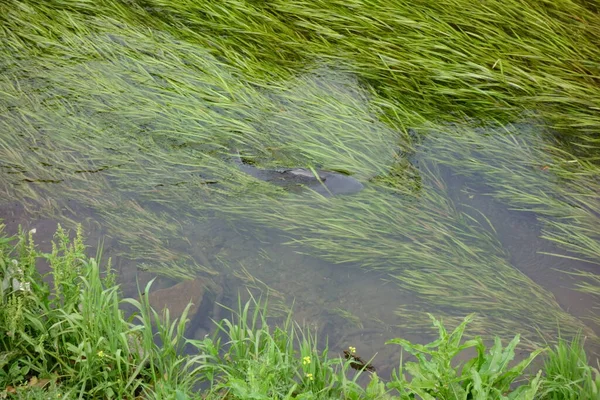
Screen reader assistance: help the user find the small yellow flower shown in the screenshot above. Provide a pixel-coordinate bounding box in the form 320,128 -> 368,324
348,346 -> 356,354
302,356 -> 311,365
305,373 -> 313,381
97,350 -> 105,358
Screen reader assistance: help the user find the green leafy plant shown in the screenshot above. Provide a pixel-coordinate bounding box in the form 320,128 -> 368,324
386,314 -> 543,399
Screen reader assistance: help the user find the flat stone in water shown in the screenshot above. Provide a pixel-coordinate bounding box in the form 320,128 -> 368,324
235,156 -> 363,196
147,278 -> 207,319
286,168 -> 326,181
146,277 -> 223,330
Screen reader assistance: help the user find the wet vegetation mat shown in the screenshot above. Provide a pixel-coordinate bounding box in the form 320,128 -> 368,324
1,0 -> 599,370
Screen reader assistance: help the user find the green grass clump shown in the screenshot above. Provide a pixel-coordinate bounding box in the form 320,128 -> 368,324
196,296 -> 374,399
0,224 -> 205,398
0,224 -> 381,398
115,0 -> 600,137
538,336 -> 600,400
421,123 -> 600,266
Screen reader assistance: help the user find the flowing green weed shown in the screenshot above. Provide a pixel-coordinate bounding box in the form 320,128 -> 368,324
0,0 -> 599,366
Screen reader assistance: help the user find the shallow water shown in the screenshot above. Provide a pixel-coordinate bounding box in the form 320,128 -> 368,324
1,2 -> 599,376
1,136 -> 598,375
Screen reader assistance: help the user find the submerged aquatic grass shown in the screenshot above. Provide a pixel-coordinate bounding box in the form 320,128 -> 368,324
0,0 -> 599,355
420,123 -> 600,265
129,0 -> 600,135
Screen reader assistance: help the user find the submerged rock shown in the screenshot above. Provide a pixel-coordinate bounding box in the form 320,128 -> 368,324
234,152 -> 364,196
146,276 -> 223,333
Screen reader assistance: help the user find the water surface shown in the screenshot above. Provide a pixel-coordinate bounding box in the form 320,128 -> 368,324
1,1 -> 599,374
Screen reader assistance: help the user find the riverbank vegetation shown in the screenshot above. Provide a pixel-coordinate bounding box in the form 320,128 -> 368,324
1,225 -> 599,399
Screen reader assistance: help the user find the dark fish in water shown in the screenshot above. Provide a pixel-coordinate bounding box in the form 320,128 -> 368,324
233,152 -> 364,196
